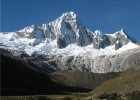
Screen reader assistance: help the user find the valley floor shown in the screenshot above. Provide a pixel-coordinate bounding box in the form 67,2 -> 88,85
1,91 -> 140,100
1,93 -> 89,100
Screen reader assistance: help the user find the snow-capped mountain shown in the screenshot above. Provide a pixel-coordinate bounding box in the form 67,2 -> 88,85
1,11 -> 140,97
0,11 -> 138,57
16,11 -> 92,48
43,11 -> 93,48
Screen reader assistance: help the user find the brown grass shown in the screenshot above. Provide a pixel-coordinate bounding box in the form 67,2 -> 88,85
90,70 -> 140,96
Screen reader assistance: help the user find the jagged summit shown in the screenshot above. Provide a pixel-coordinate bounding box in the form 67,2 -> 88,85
120,28 -> 125,33
18,25 -> 35,33
16,12 -> 137,49
94,30 -> 103,36
114,29 -> 128,37
0,12 -> 138,56
61,11 -> 77,19
39,11 -> 91,48
48,11 -> 79,28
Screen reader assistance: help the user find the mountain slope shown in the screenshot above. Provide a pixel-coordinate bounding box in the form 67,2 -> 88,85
29,47 -> 140,73
51,70 -> 119,89
89,69 -> 140,96
1,49 -> 91,96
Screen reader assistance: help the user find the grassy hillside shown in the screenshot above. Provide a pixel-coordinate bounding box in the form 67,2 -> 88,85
51,70 -> 119,89
90,69 -> 140,96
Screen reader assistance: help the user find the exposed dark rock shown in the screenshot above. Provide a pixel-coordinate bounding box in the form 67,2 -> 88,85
114,41 -> 122,50
57,35 -> 67,48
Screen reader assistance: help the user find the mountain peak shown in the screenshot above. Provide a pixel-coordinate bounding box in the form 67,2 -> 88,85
61,11 -> 77,19
59,11 -> 78,23
48,11 -> 78,30
18,24 -> 36,33
120,28 -> 127,35
120,28 -> 125,32
94,30 -> 103,36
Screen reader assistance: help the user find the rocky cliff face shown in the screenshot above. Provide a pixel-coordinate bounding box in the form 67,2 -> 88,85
29,47 -> 140,73
43,12 -> 92,47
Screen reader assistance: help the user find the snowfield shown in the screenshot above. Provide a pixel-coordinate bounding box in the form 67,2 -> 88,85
0,32 -> 139,59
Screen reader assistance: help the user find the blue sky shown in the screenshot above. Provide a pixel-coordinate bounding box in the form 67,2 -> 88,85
1,0 -> 140,42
